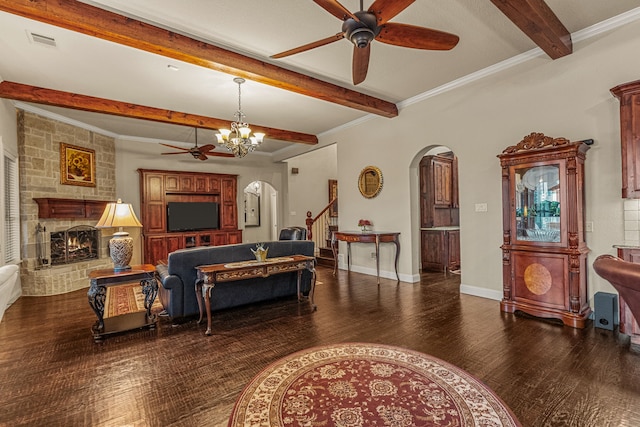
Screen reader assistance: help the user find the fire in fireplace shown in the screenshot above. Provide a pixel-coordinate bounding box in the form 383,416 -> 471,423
36,224 -> 101,267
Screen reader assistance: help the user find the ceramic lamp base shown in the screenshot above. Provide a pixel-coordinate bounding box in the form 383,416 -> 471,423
109,231 -> 134,272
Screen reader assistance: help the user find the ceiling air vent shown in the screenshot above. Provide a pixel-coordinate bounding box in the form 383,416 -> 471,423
27,31 -> 57,48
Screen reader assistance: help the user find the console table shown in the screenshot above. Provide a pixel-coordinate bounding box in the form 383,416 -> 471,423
195,255 -> 317,336
87,264 -> 158,341
332,231 -> 401,284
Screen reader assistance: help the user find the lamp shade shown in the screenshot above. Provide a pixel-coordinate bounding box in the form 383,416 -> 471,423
96,199 -> 142,229
95,199 -> 142,272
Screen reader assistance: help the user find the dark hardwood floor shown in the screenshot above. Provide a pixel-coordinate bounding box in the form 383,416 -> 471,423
1,266 -> 639,426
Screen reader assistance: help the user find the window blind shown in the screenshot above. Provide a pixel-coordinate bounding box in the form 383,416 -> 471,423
4,154 -> 19,264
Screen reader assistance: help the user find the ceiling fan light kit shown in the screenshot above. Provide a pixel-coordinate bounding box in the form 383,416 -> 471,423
215,77 -> 265,158
271,0 -> 459,85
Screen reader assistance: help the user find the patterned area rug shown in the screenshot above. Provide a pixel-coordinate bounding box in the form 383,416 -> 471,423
229,343 -> 521,427
104,282 -> 162,318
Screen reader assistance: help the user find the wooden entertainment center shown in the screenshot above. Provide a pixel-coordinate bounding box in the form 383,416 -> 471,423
138,169 -> 242,265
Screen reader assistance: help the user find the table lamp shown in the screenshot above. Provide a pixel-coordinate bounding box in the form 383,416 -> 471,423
96,199 -> 143,272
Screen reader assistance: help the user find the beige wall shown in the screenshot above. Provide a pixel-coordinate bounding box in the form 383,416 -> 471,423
284,144 -> 338,227
317,19 -> 640,303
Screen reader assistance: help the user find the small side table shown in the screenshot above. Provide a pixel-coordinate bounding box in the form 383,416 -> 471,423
331,231 -> 401,284
87,264 -> 158,341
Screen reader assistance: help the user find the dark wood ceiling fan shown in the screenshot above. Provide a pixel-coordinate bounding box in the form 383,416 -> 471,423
160,128 -> 235,160
271,0 -> 459,85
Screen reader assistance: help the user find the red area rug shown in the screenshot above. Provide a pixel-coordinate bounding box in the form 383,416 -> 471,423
104,282 -> 162,318
229,343 -> 521,427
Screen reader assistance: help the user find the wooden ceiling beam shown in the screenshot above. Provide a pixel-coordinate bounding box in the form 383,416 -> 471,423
0,0 -> 398,118
490,0 -> 572,59
0,81 -> 318,145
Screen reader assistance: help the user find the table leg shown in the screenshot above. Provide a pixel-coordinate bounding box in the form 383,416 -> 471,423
394,240 -> 400,282
204,283 -> 214,336
375,236 -> 380,284
87,280 -> 106,333
299,261 -> 317,311
308,263 -> 317,311
195,278 -> 204,324
140,277 -> 158,319
331,236 -> 338,276
347,242 -> 352,272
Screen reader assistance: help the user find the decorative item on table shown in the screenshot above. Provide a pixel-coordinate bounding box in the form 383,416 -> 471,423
251,242 -> 269,262
95,199 -> 143,272
358,219 -> 372,232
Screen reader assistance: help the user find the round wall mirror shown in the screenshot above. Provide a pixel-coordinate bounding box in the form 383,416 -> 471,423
358,166 -> 383,198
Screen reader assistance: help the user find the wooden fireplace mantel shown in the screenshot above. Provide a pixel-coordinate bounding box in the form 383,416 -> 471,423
33,198 -> 110,219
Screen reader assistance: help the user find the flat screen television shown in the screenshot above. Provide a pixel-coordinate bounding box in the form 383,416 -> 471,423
167,202 -> 219,232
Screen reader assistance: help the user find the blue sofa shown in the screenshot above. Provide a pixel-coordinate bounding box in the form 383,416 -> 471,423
155,240 -> 315,319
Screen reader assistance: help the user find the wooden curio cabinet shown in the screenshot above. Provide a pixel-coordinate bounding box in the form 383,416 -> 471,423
498,133 -> 591,328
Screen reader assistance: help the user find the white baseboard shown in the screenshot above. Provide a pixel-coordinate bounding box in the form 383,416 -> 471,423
459,283 -> 502,301
336,263 -> 416,283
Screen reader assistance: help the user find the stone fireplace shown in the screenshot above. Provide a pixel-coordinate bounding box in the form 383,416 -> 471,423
18,110 -> 116,295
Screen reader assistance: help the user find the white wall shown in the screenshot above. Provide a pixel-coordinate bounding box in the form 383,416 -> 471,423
316,19 -> 640,303
284,144 -> 337,227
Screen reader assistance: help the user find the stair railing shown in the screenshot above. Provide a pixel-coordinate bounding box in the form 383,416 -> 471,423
306,197 -> 338,256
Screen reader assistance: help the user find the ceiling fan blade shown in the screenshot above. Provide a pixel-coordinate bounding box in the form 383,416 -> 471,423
197,153 -> 208,161
198,144 -> 216,153
271,33 -> 344,59
368,0 -> 415,25
159,143 -> 189,151
206,152 -> 236,158
313,0 -> 360,22
376,23 -> 459,50
352,44 -> 371,85
161,151 -> 190,155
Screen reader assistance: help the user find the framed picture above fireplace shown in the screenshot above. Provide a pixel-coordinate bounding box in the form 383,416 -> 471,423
60,143 -> 96,187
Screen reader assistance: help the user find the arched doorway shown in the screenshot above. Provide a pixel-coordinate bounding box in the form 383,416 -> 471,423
243,181 -> 278,243
412,146 -> 461,274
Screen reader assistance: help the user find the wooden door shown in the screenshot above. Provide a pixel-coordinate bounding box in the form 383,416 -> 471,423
143,173 -> 166,233
220,177 -> 238,229
145,235 -> 167,265
421,230 -> 444,271
447,230 -> 460,271
432,157 -> 452,207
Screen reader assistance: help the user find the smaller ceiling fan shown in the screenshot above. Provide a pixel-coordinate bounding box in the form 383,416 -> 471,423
271,0 -> 459,85
160,128 -> 235,160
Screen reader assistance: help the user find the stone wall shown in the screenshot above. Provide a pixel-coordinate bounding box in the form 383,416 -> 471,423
18,110 -> 116,295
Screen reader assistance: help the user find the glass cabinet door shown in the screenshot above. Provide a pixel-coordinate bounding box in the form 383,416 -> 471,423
513,164 -> 561,243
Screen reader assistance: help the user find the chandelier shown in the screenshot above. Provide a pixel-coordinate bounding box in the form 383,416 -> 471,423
216,77 -> 265,158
